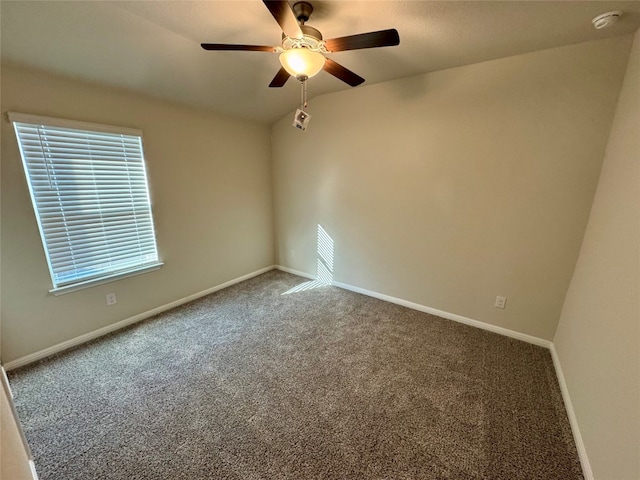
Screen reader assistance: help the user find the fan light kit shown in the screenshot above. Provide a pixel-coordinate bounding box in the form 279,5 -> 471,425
279,48 -> 325,79
592,11 -> 623,29
201,0 -> 400,131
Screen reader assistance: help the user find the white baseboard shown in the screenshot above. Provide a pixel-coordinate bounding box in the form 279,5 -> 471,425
29,461 -> 39,480
550,344 -> 594,480
3,266 -> 275,371
6,264 -> 591,480
337,279 -> 553,348
274,265 -> 316,281
275,265 -> 551,349
274,265 -> 594,477
275,265 -> 593,477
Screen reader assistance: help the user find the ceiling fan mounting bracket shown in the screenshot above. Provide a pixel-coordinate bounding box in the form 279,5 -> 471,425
292,1 -> 314,24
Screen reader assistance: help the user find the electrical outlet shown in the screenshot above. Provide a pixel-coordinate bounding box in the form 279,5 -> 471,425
495,296 -> 507,309
106,293 -> 117,306
291,249 -> 296,258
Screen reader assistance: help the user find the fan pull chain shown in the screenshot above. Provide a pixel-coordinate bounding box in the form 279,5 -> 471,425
300,79 -> 308,111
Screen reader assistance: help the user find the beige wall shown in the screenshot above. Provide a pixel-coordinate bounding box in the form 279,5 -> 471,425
554,30 -> 640,480
1,66 -> 274,363
272,36 -> 631,341
1,369 -> 35,480
1,387 -> 35,480
1,27 -> 637,480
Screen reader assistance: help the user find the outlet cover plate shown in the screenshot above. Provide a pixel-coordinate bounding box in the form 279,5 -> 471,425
106,293 -> 117,306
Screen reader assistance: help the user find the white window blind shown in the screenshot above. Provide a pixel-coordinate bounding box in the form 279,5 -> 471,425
10,112 -> 161,292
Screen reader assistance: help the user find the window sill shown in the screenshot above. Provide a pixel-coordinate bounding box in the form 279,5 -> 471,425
49,263 -> 164,296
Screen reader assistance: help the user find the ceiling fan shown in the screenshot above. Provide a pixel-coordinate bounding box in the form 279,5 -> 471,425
201,0 -> 400,88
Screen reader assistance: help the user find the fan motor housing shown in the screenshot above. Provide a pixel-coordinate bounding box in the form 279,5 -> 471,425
282,25 -> 325,51
301,25 -> 322,40
282,25 -> 322,41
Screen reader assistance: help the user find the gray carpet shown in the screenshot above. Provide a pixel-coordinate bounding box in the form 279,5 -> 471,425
8,270 -> 583,479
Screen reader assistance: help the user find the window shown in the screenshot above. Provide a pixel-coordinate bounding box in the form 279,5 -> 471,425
10,112 -> 162,294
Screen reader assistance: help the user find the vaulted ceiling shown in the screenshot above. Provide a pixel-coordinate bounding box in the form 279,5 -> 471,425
2,1 -> 639,124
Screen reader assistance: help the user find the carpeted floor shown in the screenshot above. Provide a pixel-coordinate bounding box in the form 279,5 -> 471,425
8,270 -> 583,479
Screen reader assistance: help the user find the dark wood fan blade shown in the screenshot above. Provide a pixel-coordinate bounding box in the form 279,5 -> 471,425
262,1 -> 303,39
323,58 -> 365,87
324,29 -> 400,52
269,67 -> 291,87
201,44 -> 276,52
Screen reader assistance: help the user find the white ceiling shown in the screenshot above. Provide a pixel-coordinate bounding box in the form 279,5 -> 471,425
2,1 -> 639,124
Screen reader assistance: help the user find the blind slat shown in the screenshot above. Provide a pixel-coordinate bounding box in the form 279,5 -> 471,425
12,118 -> 160,289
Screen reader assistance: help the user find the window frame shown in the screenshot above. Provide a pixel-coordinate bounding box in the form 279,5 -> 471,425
9,112 -> 163,295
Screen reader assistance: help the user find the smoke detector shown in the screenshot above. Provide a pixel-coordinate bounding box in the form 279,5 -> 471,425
592,11 -> 623,29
